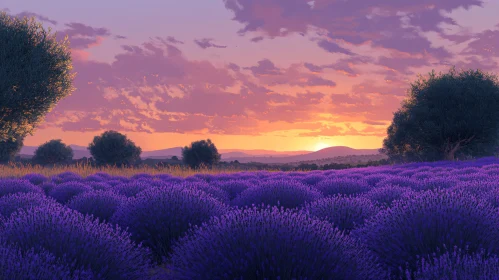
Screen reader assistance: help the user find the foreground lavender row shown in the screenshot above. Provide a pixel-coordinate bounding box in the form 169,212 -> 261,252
3,157 -> 499,279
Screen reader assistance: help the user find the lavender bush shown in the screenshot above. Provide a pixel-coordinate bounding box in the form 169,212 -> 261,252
315,177 -> 371,197
0,204 -> 154,279
351,189 -> 499,277
0,243 -> 95,280
303,195 -> 380,233
167,206 -> 388,280
111,185 -> 229,262
67,190 -> 127,222
0,179 -> 43,198
408,247 -> 499,280
232,179 -> 323,209
48,181 -> 93,204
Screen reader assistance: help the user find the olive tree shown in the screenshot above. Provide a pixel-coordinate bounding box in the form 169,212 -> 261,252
0,136 -> 23,163
182,139 -> 221,168
0,12 -> 75,141
32,139 -> 73,165
88,130 -> 142,167
381,66 -> 499,163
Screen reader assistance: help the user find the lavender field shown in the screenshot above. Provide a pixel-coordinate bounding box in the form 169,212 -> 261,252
3,157 -> 499,279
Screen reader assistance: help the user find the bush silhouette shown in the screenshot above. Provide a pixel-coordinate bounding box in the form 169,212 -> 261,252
32,139 -> 73,165
0,12 -> 75,142
181,139 -> 221,168
88,130 -> 142,167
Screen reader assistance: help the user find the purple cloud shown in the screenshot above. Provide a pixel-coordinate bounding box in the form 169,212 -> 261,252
13,11 -> 58,25
317,40 -> 354,55
194,38 -> 227,49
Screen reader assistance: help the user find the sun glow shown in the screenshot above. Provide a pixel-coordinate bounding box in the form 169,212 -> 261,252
313,142 -> 330,151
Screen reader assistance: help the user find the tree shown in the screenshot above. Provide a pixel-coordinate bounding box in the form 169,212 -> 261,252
181,139 -> 221,168
0,136 -> 23,163
381,66 -> 499,163
0,12 -> 75,142
32,139 -> 73,165
88,130 -> 142,167
171,156 -> 179,161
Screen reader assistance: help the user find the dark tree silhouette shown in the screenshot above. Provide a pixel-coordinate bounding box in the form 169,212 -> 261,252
0,136 -> 23,163
32,139 -> 73,165
381,66 -> 499,163
88,130 -> 142,167
0,12 -> 75,142
182,139 -> 221,168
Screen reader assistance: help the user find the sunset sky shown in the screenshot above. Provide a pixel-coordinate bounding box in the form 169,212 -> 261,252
2,0 -> 499,152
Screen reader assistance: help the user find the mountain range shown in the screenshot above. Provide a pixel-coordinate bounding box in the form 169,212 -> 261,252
18,145 -> 380,164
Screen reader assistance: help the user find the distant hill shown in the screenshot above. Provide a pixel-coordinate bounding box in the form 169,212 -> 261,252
17,145 -> 381,163
222,146 -> 380,163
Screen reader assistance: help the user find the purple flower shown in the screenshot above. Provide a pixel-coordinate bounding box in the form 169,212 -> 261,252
167,206 -> 388,280
315,177 -> 371,197
232,179 -> 323,209
352,189 -> 499,277
111,185 -> 229,262
48,181 -> 93,204
303,195 -> 380,233
0,204 -> 154,279
67,190 -> 127,222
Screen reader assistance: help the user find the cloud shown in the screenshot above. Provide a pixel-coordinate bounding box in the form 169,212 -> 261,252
42,38 -> 333,134
56,22 -> 112,49
165,36 -> 184,44
223,0 -> 484,61
244,59 -> 337,87
194,38 -> 227,49
317,40 -> 354,55
13,11 -> 58,25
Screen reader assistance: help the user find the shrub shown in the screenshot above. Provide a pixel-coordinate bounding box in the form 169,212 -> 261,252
180,182 -> 230,202
0,179 -> 43,198
351,189 -> 499,277
84,174 -> 105,182
300,174 -> 326,186
376,176 -> 419,188
21,173 -> 49,185
167,206 -> 388,280
315,178 -> 371,197
93,172 -> 112,179
361,185 -> 415,208
450,180 -> 499,196
411,171 -> 434,180
408,247 -> 499,280
111,181 -> 150,198
364,174 -> 390,187
303,195 -> 380,233
39,182 -> 56,195
412,177 -> 459,191
51,172 -> 83,184
67,190 -> 127,222
0,192 -> 56,219
130,173 -> 154,180
32,139 -> 73,165
88,130 -> 142,167
87,181 -> 111,191
181,139 -> 221,168
48,181 -> 93,204
111,186 -> 229,262
0,204 -> 154,279
232,179 -> 323,209
212,180 -> 254,200
0,243 -> 94,280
